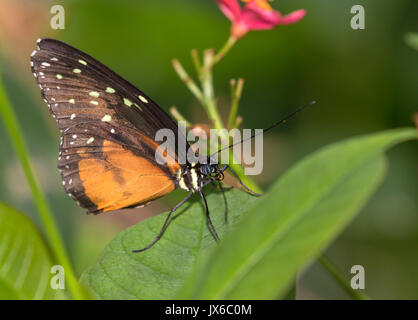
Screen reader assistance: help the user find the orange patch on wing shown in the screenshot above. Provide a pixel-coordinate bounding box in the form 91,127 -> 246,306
137,132 -> 180,175
78,140 -> 176,212
76,147 -> 94,158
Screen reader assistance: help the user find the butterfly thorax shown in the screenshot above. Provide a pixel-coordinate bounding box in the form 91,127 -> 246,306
177,159 -> 222,192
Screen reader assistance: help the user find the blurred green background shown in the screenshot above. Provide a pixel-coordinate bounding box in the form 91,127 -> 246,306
0,0 -> 416,299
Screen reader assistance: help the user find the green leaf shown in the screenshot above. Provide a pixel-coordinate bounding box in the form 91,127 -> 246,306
178,128 -> 417,299
81,188 -> 257,299
82,128 -> 416,300
0,202 -> 64,299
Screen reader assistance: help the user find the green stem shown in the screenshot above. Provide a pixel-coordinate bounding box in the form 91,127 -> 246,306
211,36 -> 238,67
190,49 -> 202,78
173,36 -> 262,194
318,255 -> 370,300
0,70 -> 85,300
172,59 -> 204,102
228,78 -> 244,129
200,49 -> 226,133
203,44 -> 262,193
234,115 -> 243,128
169,106 -> 191,126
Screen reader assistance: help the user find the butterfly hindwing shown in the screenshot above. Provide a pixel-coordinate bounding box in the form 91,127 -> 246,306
31,38 -> 184,213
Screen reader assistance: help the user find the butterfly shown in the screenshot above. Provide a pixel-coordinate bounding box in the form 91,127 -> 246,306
31,38 -> 312,252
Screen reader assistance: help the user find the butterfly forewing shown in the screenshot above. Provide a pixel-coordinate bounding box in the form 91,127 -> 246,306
31,38 -> 185,213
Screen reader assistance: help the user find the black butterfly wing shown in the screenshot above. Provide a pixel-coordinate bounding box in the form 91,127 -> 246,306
31,38 -> 186,213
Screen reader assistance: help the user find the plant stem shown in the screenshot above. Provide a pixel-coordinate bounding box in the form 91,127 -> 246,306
205,45 -> 262,193
201,52 -> 224,130
235,115 -> 243,128
0,71 -> 85,300
201,51 -> 262,193
190,49 -> 202,78
173,36 -> 262,194
318,254 -> 370,300
172,59 -> 204,102
170,106 -> 191,126
228,78 -> 244,129
211,36 -> 238,67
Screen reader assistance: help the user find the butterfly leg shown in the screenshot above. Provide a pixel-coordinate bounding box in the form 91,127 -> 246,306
199,189 -> 220,242
132,191 -> 194,253
217,180 -> 229,224
209,178 -> 229,224
208,176 -> 230,190
220,165 -> 263,197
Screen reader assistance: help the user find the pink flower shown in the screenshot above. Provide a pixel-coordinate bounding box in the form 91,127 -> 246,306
215,0 -> 306,39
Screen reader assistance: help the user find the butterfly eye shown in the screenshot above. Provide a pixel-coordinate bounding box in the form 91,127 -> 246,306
200,164 -> 213,175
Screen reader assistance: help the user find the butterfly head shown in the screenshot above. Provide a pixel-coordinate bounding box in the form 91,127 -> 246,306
199,155 -> 223,179
178,156 -> 224,192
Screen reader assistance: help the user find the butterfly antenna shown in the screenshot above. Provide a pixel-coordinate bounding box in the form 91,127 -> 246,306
210,101 -> 316,157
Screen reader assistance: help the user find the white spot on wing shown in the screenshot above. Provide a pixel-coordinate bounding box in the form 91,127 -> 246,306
133,103 -> 142,111
87,137 -> 94,144
70,113 -> 76,120
101,114 -> 111,122
105,87 -> 115,93
138,95 -> 148,103
89,91 -> 99,98
78,59 -> 87,65
90,101 -> 99,105
73,68 -> 81,74
123,98 -> 133,107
